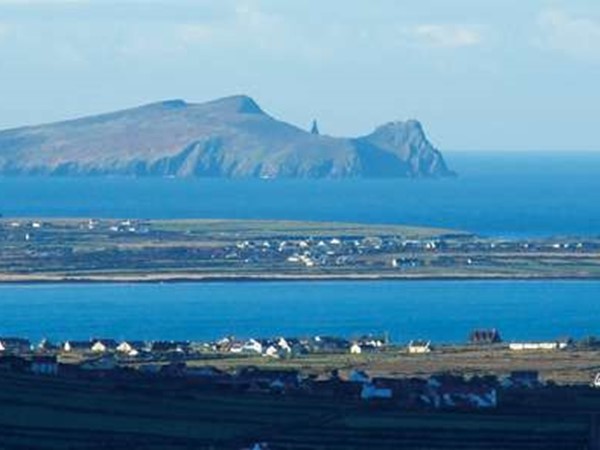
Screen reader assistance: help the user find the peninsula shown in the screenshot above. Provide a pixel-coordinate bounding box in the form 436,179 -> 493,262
1,218 -> 599,283
0,96 -> 453,178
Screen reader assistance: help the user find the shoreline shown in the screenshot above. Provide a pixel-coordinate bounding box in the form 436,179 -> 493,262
1,272 -> 599,284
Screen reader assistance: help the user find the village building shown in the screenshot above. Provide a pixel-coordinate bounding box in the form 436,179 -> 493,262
0,337 -> 32,354
228,341 -> 245,354
276,337 -> 291,353
312,336 -> 350,353
263,344 -> 279,358
469,329 -> 502,345
116,341 -> 147,357
356,335 -> 386,350
425,374 -> 497,409
509,341 -> 569,351
349,343 -> 362,354
91,339 -> 118,353
263,342 -> 287,358
408,340 -> 432,354
37,338 -> 59,352
63,340 -> 92,353
241,339 -> 263,354
150,340 -> 191,353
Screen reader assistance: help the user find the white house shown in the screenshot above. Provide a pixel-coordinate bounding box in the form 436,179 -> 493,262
300,254 -> 315,267
349,343 -> 362,354
509,341 -> 568,351
116,341 -> 146,357
91,339 -> 118,353
242,339 -> 263,354
229,341 -> 245,353
408,340 -> 432,354
117,341 -> 135,354
277,337 -> 291,353
263,345 -> 280,358
261,337 -> 294,358
63,341 -> 92,353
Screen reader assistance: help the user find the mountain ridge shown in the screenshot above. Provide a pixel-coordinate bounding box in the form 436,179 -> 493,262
0,95 -> 454,178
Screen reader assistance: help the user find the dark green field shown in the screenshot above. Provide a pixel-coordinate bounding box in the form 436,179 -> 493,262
0,371 -> 592,449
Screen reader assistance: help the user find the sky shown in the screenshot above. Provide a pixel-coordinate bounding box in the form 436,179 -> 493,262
0,0 -> 599,151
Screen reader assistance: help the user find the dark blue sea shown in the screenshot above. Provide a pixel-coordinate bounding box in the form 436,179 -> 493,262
0,152 -> 599,342
1,152 -> 599,237
0,281 -> 598,343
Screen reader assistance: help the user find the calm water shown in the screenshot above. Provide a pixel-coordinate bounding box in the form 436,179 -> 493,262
0,281 -> 598,343
0,152 -> 599,237
0,152 -> 599,340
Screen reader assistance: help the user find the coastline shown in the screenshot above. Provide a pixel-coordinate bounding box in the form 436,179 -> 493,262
1,271 -> 599,284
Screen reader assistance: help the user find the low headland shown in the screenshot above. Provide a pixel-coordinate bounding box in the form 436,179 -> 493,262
1,217 -> 599,283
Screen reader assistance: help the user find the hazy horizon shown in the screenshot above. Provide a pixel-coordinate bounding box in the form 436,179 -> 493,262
0,0 -> 599,152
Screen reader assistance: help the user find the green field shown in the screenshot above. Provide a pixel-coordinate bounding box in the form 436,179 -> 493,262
150,218 -> 455,239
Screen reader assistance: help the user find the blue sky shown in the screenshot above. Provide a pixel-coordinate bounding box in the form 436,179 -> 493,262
0,0 -> 599,151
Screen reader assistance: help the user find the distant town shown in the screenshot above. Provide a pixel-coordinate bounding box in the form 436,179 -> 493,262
3,326 -> 600,403
1,217 -> 600,282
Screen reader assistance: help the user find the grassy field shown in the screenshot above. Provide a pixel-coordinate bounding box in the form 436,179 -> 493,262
0,371 -> 591,449
149,218 -> 456,239
183,346 -> 600,386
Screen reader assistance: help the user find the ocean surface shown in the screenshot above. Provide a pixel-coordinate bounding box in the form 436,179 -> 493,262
0,280 -> 598,343
0,152 -> 599,237
0,152 -> 599,341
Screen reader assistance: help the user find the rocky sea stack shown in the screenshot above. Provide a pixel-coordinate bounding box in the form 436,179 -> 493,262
0,95 -> 454,178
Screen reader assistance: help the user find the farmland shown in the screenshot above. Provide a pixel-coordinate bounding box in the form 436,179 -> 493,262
185,345 -> 600,386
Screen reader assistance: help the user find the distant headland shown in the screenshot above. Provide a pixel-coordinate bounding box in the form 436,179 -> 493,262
0,95 -> 454,178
